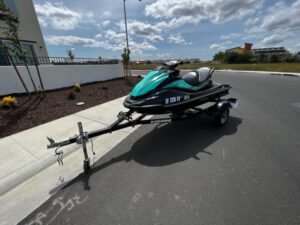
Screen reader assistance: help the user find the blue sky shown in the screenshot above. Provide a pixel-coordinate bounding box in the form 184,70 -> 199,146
32,0 -> 300,60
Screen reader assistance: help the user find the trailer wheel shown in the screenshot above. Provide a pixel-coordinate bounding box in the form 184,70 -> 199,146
215,106 -> 229,127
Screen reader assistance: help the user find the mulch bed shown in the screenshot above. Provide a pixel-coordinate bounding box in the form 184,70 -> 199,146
0,76 -> 142,138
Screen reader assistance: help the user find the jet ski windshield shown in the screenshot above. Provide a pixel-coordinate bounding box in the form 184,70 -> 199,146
154,61 -> 182,71
154,64 -> 168,71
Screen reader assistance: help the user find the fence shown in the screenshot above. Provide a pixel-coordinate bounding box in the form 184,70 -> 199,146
0,55 -> 120,66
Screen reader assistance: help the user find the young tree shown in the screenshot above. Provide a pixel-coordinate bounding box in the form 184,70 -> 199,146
0,0 -> 32,96
67,49 -> 75,61
2,1 -> 37,92
213,51 -> 225,61
121,47 -> 131,77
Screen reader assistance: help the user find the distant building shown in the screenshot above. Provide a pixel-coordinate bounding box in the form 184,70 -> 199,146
225,43 -> 253,54
0,0 -> 48,64
244,43 -> 253,52
190,58 -> 200,63
252,47 -> 289,62
252,47 -> 287,54
225,46 -> 244,54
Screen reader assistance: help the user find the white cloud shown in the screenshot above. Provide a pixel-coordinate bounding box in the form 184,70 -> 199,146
247,0 -> 300,33
146,34 -> 164,42
245,17 -> 260,26
119,20 -> 162,36
168,34 -> 191,45
102,20 -> 111,27
220,33 -> 240,40
156,53 -> 171,59
223,40 -> 233,45
145,0 -> 263,26
34,2 -> 83,30
261,33 -> 293,46
45,34 -> 156,56
116,20 -> 165,43
45,35 -> 107,48
209,44 -> 226,50
242,34 -> 259,41
103,11 -> 111,17
130,41 -> 157,54
104,30 -> 126,44
154,16 -> 200,30
95,33 -> 102,39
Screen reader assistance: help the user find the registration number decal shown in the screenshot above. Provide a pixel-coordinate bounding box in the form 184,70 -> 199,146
165,95 -> 190,104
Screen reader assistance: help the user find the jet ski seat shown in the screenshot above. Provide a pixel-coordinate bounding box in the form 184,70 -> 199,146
183,67 -> 213,86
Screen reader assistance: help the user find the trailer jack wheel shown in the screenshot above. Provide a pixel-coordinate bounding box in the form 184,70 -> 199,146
83,159 -> 90,173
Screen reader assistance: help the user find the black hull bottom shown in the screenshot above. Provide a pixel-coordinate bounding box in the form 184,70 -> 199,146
124,84 -> 231,114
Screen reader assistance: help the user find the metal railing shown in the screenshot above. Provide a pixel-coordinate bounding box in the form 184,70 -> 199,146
0,55 -> 120,66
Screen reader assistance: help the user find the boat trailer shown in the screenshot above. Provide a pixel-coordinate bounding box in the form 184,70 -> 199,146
47,98 -> 237,173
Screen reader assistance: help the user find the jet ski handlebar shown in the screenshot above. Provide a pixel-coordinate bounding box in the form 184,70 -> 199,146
168,61 -> 184,70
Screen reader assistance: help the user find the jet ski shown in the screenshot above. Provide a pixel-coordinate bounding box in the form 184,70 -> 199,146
47,61 -> 237,173
124,61 -> 231,114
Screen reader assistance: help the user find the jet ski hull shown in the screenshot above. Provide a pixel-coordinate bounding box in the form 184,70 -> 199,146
124,84 -> 231,114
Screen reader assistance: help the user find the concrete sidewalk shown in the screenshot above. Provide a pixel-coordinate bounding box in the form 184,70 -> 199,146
0,96 -> 143,225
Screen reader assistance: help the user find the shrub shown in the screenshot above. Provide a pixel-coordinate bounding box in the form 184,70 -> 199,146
74,83 -> 81,92
67,91 -> 76,100
269,54 -> 279,63
213,51 -> 253,64
1,96 -> 17,108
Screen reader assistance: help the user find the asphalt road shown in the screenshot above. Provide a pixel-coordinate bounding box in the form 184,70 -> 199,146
20,72 -> 300,225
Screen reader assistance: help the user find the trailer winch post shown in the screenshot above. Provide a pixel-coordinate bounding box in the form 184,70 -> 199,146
77,122 -> 90,173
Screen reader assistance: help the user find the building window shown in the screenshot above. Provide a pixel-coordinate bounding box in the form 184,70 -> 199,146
0,41 -> 10,65
0,40 -> 37,65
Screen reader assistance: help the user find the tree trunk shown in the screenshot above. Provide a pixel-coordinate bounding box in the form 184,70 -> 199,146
24,62 -> 37,93
30,45 -> 45,94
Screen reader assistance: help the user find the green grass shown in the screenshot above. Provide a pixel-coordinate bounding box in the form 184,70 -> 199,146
131,63 -> 300,73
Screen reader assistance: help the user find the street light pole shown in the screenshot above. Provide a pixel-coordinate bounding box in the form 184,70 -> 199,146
123,0 -> 131,76
123,0 -> 129,53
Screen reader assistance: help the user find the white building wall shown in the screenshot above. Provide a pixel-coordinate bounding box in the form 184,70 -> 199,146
0,64 -> 124,95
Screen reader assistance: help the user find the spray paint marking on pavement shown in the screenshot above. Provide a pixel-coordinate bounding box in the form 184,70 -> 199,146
25,193 -> 88,225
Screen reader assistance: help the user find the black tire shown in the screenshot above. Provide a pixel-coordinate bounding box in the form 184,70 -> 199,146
215,106 -> 230,127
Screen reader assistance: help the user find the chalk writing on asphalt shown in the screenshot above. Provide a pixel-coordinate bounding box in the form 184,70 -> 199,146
25,193 -> 88,225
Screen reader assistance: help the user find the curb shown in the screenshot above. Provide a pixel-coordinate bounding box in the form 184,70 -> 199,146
0,142 -> 81,196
